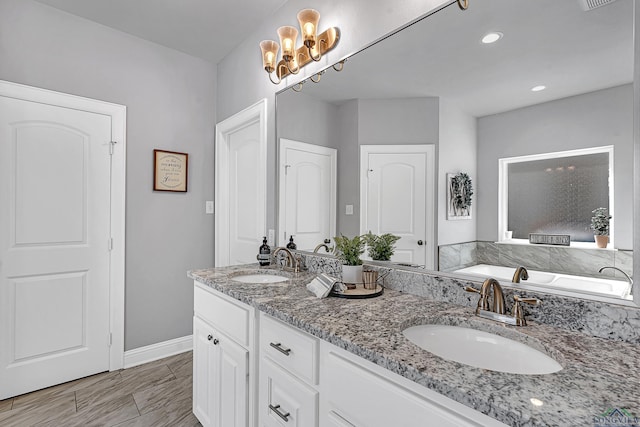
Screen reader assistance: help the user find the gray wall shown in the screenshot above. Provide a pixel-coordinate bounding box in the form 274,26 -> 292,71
438,98 -> 477,245
477,84 -> 633,249
216,0 -> 453,234
0,0 -> 217,350
357,98 -> 440,144
276,90 -> 339,150
336,100 -> 360,236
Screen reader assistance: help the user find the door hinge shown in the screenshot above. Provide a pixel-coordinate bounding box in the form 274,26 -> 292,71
108,333 -> 113,347
109,141 -> 117,155
108,237 -> 114,251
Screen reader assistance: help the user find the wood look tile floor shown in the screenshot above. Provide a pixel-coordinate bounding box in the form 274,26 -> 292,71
0,351 -> 201,427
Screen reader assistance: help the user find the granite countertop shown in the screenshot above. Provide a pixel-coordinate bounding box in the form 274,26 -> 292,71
188,264 -> 640,427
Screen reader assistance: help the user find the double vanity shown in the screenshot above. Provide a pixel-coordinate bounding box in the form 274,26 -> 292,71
188,260 -> 640,427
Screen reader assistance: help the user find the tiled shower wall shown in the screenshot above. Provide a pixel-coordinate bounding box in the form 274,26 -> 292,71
439,241 -> 633,279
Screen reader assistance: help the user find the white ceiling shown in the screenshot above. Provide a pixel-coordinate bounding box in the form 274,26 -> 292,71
290,0 -> 633,117
34,0 -> 289,63
34,0 -> 633,116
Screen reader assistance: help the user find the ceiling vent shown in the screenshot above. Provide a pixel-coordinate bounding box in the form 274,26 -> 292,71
578,0 -> 619,11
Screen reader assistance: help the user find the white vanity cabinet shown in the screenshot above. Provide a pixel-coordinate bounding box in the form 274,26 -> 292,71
320,343 -> 508,427
193,282 -> 256,427
192,281 -> 507,427
258,313 -> 319,427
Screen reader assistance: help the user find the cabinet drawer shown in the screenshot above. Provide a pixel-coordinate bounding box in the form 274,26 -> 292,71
259,357 -> 318,427
260,313 -> 319,385
194,282 -> 252,348
321,343 -> 508,427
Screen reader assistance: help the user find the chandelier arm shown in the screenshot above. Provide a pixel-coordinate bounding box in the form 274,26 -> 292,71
308,45 -> 322,62
268,71 -> 281,85
286,58 -> 300,75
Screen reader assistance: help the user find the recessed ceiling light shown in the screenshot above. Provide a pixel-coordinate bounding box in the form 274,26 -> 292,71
481,32 -> 503,44
531,85 -> 546,92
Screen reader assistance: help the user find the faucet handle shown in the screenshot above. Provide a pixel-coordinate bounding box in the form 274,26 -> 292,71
465,286 -> 488,314
513,295 -> 541,306
512,295 -> 541,326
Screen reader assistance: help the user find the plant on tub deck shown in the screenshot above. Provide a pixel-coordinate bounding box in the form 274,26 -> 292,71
591,207 -> 611,248
363,232 -> 401,261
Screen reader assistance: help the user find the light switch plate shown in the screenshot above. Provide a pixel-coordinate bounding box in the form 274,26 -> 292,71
205,201 -> 214,214
345,204 -> 354,215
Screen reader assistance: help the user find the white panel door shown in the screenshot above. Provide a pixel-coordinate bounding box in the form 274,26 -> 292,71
278,139 -> 337,250
229,121 -> 263,265
215,100 -> 267,267
360,145 -> 435,269
0,96 -> 112,399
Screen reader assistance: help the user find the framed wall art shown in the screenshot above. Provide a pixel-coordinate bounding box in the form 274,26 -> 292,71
447,172 -> 473,220
153,149 -> 188,192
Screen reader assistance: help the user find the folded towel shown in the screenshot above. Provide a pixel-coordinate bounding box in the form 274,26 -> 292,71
306,273 -> 340,298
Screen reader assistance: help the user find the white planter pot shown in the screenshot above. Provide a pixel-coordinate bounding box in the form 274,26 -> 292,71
342,265 -> 363,284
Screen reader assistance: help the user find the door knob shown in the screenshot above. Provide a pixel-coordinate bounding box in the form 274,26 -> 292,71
207,335 -> 213,341
213,338 -> 219,345
417,240 -> 424,246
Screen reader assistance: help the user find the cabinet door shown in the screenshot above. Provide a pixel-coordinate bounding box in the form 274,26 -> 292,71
259,357 -> 318,427
212,331 -> 249,427
193,316 -> 215,427
194,316 -> 250,427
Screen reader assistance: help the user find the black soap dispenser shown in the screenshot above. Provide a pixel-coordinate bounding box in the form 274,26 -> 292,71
257,236 -> 271,266
286,235 -> 297,250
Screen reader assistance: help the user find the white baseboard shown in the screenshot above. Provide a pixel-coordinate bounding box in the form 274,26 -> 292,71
123,335 -> 193,369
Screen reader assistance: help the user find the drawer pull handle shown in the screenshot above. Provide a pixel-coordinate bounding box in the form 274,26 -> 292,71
269,342 -> 291,356
269,404 -> 290,422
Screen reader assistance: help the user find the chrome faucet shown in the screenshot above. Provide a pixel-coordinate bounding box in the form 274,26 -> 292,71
598,266 -> 633,285
466,277 -> 540,326
273,247 -> 300,273
313,243 -> 331,253
512,266 -> 529,283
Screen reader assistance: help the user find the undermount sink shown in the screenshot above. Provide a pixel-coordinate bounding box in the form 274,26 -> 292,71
402,324 -> 562,375
230,274 -> 290,284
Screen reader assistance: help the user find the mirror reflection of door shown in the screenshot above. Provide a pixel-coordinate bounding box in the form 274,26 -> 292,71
278,139 -> 337,250
360,145 -> 435,269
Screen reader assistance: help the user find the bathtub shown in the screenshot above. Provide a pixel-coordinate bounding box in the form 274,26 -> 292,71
454,264 -> 632,300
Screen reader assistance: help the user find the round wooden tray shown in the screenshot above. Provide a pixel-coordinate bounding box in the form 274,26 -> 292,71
329,284 -> 384,299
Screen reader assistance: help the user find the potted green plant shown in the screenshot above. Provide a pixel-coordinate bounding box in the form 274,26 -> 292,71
333,234 -> 366,284
591,207 -> 611,248
363,232 -> 401,261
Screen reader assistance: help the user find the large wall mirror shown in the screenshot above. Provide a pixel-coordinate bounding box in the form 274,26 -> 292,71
275,0 -> 637,305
